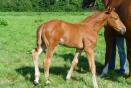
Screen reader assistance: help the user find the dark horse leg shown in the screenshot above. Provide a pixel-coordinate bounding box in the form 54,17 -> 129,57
101,25 -> 115,76
126,38 -> 131,78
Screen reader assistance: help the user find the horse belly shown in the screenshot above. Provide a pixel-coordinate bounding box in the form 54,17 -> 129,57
60,36 -> 83,49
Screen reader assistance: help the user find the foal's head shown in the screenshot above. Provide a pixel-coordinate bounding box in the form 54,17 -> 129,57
106,8 -> 126,34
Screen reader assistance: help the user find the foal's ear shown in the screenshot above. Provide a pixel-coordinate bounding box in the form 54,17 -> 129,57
105,7 -> 115,14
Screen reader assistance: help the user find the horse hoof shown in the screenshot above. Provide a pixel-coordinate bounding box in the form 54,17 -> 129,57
127,75 -> 131,79
34,80 -> 39,85
100,72 -> 107,77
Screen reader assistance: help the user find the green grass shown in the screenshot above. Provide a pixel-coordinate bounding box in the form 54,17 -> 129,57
0,12 -> 130,88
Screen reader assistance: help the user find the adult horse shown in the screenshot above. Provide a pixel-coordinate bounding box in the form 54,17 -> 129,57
32,8 -> 126,88
101,0 -> 131,78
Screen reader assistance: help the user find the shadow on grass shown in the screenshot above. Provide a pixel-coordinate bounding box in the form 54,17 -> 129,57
101,69 -> 130,83
15,66 -> 68,83
15,66 -> 41,82
57,53 -> 103,74
15,53 -> 129,84
54,53 -> 129,82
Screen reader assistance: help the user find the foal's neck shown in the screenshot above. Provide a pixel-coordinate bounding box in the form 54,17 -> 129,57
93,17 -> 108,33
87,12 -> 109,33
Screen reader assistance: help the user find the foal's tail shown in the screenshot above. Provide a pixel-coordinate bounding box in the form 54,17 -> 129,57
35,24 -> 48,52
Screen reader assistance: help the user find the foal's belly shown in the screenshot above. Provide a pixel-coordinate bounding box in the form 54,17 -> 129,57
60,40 -> 83,49
59,34 -> 83,49
59,23 -> 84,48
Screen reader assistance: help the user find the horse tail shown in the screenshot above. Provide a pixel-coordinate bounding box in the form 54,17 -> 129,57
35,24 -> 49,52
35,24 -> 43,52
43,28 -> 49,48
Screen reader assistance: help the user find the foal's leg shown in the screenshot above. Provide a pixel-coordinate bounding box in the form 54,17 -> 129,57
44,43 -> 57,84
85,48 -> 98,88
66,49 -> 82,80
32,47 -> 43,84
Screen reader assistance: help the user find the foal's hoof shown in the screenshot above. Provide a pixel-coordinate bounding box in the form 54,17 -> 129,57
66,76 -> 71,80
34,80 -> 39,85
45,80 -> 51,85
94,86 -> 98,88
66,73 -> 71,80
93,84 -> 98,88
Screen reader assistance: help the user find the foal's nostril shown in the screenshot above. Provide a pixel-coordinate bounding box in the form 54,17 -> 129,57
120,28 -> 126,35
123,28 -> 126,33
124,28 -> 126,32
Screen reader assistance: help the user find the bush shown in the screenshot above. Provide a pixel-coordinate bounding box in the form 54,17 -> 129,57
0,0 -> 32,11
0,0 -> 104,12
14,0 -> 33,11
96,0 -> 104,10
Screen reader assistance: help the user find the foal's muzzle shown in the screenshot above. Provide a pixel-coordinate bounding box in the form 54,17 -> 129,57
120,28 -> 126,35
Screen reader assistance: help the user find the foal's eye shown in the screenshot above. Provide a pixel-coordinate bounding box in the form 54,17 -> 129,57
112,17 -> 118,20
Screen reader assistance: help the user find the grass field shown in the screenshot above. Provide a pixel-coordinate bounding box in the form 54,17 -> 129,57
0,12 -> 131,88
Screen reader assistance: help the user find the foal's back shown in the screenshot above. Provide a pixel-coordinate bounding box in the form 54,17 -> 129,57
41,11 -> 107,48
42,20 -> 87,48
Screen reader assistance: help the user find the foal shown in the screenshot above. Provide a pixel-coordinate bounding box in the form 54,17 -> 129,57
32,9 -> 126,88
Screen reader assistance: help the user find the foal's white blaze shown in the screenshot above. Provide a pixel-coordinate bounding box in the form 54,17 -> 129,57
101,63 -> 109,76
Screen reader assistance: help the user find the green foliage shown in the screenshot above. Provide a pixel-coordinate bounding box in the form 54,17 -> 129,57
0,0 -> 32,11
96,0 -> 104,10
14,0 -> 33,11
0,0 -> 104,12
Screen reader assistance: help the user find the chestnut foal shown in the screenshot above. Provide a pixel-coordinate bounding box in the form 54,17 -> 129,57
32,9 -> 126,88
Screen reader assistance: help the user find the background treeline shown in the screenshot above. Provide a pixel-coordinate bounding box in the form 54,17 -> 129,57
0,0 -> 104,12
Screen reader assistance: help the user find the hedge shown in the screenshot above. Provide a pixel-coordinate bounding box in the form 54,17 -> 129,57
0,0 -> 104,12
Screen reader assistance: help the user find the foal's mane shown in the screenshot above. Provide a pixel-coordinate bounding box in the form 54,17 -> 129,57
82,11 -> 103,23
